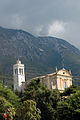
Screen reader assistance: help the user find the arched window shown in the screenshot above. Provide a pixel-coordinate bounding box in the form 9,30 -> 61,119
19,68 -> 21,74
19,68 -> 23,74
15,69 -> 18,74
21,69 -> 23,74
63,80 -> 66,89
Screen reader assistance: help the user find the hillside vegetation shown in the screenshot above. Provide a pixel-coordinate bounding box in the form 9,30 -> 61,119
0,26 -> 80,86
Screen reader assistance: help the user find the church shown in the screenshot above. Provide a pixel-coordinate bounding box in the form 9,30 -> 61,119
13,60 -> 72,92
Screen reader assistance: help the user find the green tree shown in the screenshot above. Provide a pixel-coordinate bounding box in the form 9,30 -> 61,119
22,79 -> 60,120
57,90 -> 80,120
0,96 -> 12,113
61,85 -> 79,97
16,100 -> 41,120
22,78 -> 44,101
0,82 -> 20,108
36,89 -> 60,120
0,96 -> 15,120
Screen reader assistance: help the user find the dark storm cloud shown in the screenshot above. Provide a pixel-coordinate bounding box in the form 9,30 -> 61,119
0,0 -> 80,48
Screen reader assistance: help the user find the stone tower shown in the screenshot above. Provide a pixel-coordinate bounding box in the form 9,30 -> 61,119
13,59 -> 25,91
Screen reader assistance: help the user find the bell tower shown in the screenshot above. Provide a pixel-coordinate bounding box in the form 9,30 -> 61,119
13,59 -> 25,91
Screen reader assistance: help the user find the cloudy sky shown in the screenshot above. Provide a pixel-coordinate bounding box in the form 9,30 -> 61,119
0,0 -> 80,48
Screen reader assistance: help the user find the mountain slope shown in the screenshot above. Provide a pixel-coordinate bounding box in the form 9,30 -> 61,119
0,26 -> 80,86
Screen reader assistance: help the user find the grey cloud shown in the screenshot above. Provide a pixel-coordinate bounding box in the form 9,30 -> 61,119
0,0 -> 80,48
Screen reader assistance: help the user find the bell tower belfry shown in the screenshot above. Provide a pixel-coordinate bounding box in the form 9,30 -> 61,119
13,59 -> 25,91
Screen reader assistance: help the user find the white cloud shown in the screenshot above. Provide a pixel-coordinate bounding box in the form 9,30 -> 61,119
48,21 -> 67,37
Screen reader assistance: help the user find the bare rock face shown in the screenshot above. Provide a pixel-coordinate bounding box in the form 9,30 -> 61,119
0,26 -> 80,85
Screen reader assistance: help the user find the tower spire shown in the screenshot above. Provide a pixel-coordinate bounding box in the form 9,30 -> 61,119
17,59 -> 21,64
63,64 -> 64,68
62,64 -> 65,70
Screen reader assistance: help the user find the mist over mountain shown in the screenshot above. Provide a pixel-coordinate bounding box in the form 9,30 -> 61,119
0,26 -> 80,86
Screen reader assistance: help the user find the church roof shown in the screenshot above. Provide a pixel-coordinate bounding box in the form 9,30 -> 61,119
57,67 -> 72,76
23,67 -> 72,86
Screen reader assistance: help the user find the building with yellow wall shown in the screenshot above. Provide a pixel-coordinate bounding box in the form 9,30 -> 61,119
22,67 -> 72,92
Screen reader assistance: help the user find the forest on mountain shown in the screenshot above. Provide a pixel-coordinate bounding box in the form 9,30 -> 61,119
0,26 -> 80,86
0,79 -> 80,120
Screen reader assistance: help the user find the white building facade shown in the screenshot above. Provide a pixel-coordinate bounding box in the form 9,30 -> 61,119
22,67 -> 72,92
13,59 -> 25,91
41,68 -> 72,92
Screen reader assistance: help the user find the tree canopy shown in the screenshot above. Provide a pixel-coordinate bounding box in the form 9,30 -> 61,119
57,89 -> 80,120
16,100 -> 41,120
22,79 -> 60,120
0,82 -> 20,108
1,78 -> 80,120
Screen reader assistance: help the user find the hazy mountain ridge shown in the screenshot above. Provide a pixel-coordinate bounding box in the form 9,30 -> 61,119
0,26 -> 80,86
